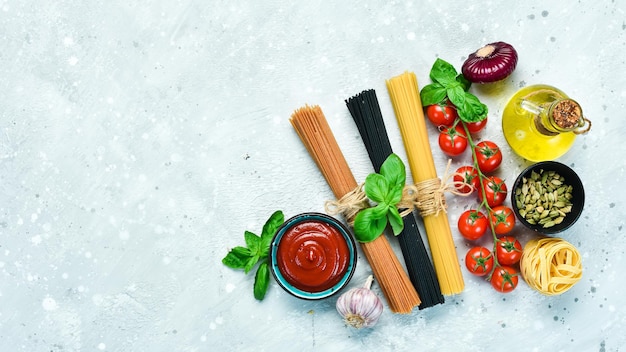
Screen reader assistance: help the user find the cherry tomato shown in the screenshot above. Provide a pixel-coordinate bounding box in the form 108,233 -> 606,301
474,140 -> 502,173
464,116 -> 488,134
438,125 -> 467,157
465,247 -> 494,277
490,265 -> 519,293
458,210 -> 488,241
453,166 -> 479,194
478,176 -> 508,208
489,205 -> 516,236
496,235 -> 523,265
425,102 -> 457,127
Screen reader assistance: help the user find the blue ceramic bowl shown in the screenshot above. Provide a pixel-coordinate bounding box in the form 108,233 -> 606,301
269,212 -> 357,300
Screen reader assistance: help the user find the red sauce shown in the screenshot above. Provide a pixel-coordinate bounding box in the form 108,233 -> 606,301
275,219 -> 351,292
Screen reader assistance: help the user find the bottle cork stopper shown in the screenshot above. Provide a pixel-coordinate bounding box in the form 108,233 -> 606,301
552,100 -> 582,129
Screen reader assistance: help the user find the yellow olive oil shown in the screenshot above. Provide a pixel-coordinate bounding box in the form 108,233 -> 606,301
502,84 -> 585,162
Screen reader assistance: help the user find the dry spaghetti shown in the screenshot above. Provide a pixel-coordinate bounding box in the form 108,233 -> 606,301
346,89 -> 444,309
290,104 -> 421,313
386,71 -> 464,295
520,237 -> 582,295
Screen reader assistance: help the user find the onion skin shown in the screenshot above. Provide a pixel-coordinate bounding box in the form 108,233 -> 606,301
462,41 -> 518,83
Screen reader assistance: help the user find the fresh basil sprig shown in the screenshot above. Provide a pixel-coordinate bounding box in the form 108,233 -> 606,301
420,58 -> 488,123
222,210 -> 284,300
353,154 -> 406,243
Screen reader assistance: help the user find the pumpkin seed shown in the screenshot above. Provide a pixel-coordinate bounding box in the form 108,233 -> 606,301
514,169 -> 574,229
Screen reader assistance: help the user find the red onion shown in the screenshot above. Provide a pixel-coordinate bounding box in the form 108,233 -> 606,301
462,41 -> 518,83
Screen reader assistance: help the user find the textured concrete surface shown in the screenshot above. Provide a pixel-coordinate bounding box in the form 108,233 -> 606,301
1,1 -> 624,351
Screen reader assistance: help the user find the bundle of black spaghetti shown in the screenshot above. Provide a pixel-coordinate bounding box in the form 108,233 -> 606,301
345,89 -> 444,309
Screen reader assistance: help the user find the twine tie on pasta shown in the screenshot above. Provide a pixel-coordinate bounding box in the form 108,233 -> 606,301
326,160 -> 473,221
402,160 -> 474,217
324,183 -> 369,224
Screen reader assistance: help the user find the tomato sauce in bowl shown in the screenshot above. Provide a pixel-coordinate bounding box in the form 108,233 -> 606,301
269,213 -> 357,300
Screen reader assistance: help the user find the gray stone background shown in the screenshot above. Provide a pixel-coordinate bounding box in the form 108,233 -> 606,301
1,1 -> 624,351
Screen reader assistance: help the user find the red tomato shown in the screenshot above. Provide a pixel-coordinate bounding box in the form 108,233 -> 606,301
425,102 -> 458,127
490,265 -> 519,293
458,210 -> 488,241
465,247 -> 494,276
489,205 -> 516,236
478,176 -> 508,208
474,140 -> 502,173
464,116 -> 488,134
453,166 -> 479,194
496,236 -> 523,265
438,125 -> 467,157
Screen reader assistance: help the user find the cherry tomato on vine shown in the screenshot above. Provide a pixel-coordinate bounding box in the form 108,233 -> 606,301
458,210 -> 488,241
425,101 -> 458,127
464,116 -> 488,134
478,176 -> 508,208
438,125 -> 467,157
474,140 -> 502,173
465,247 -> 494,277
453,166 -> 479,194
489,205 -> 516,236
496,235 -> 523,265
490,265 -> 519,293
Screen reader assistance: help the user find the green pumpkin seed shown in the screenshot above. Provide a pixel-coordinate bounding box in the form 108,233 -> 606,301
514,169 -> 574,229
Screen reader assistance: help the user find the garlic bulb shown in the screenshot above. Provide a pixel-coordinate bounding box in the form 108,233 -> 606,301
336,275 -> 383,328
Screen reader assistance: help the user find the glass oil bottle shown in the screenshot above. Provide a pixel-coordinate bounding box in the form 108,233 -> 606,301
501,84 -> 591,161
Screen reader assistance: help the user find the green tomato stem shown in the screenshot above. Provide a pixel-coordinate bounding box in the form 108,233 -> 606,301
459,122 -> 502,278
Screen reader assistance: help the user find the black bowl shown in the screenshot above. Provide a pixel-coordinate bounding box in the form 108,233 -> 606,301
511,161 -> 585,234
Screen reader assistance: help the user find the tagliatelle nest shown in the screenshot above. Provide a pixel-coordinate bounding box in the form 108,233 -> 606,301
520,237 -> 582,296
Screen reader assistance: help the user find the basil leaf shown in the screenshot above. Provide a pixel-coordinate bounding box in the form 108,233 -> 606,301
446,85 -> 466,109
231,246 -> 252,259
244,254 -> 259,274
222,210 -> 285,301
244,231 -> 261,255
387,206 -> 404,236
222,248 -> 250,269
261,210 -> 284,239
353,208 -> 376,242
380,154 -> 405,190
466,93 -> 488,118
370,202 -> 390,218
260,210 -> 284,258
420,83 -> 447,106
353,206 -> 388,243
386,183 -> 404,206
457,93 -> 489,123
253,260 -> 270,300
364,173 -> 389,203
430,58 -> 458,86
456,74 -> 472,91
379,154 -> 406,206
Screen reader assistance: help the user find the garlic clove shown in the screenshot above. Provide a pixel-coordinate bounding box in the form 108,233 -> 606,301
336,275 -> 383,328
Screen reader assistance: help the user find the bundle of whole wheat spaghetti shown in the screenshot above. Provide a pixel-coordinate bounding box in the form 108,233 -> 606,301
290,104 -> 420,313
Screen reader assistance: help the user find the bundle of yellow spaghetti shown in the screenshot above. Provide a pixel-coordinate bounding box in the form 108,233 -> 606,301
386,71 -> 464,295
520,237 -> 582,295
290,105 -> 421,313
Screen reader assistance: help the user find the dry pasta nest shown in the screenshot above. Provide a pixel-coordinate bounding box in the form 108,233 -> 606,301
520,237 -> 582,295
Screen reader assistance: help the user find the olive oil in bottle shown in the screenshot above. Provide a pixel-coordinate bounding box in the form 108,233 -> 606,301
501,84 -> 591,162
